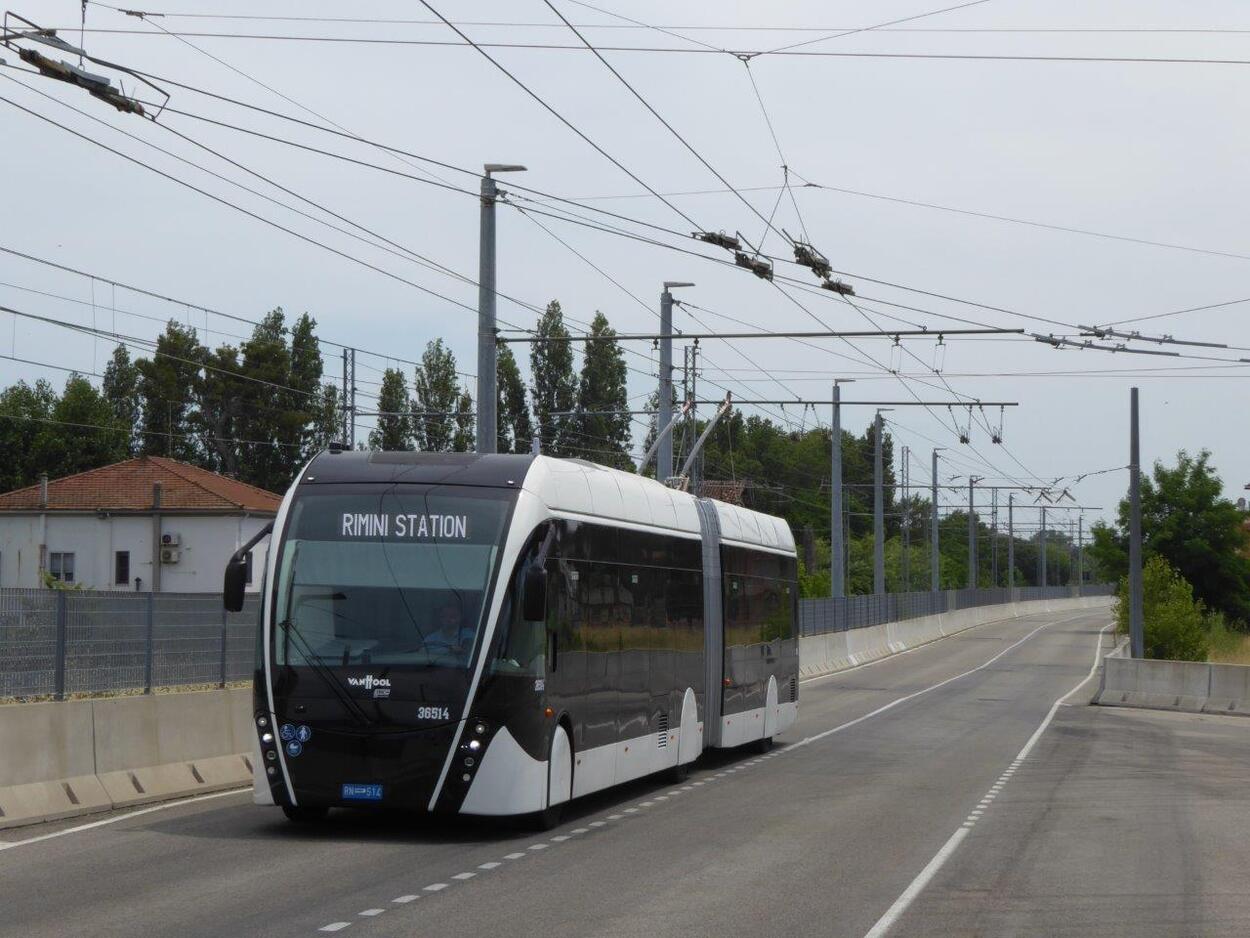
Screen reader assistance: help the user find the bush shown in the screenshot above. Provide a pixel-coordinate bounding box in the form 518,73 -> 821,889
1115,555 -> 1209,661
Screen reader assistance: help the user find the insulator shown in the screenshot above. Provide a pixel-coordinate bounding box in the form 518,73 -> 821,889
693,231 -> 741,251
733,252 -> 774,281
793,242 -> 832,279
820,279 -> 855,296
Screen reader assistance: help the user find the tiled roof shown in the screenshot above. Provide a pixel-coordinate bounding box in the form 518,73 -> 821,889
0,456 -> 282,513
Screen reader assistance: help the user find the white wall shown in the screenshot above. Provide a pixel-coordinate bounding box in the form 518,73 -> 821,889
0,513 -> 272,593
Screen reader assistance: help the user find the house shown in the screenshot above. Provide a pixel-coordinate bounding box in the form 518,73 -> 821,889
0,456 -> 280,592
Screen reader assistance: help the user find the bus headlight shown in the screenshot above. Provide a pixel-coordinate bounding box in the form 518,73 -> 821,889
261,733 -> 274,745
468,739 -> 481,751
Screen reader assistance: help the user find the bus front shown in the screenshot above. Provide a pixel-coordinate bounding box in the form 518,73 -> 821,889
250,470 -> 522,820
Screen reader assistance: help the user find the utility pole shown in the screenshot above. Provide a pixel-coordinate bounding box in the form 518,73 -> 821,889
1008,493 -> 1015,590
967,476 -> 982,588
341,348 -> 350,443
1129,387 -> 1144,657
830,381 -> 850,598
658,282 -> 694,480
874,410 -> 887,595
931,448 -> 942,592
689,343 -> 700,490
477,163 -> 526,454
991,487 -> 999,587
1077,514 -> 1084,593
349,348 -> 356,448
1040,505 -> 1048,587
901,446 -> 910,592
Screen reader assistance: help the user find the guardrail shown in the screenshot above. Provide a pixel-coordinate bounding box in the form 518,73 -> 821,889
0,589 -> 259,700
799,583 -> 1114,636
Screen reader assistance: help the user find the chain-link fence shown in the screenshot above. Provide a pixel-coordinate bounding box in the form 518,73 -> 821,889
0,588 -> 260,700
799,583 -> 1114,636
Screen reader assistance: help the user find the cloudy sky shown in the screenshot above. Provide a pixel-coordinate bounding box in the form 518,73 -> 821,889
3,0 -> 1249,531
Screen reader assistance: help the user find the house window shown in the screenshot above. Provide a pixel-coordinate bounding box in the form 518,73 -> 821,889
244,551 -> 254,585
114,551 -> 130,587
49,552 -> 75,583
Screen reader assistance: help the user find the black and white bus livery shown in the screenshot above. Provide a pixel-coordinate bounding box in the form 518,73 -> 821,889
225,450 -> 799,823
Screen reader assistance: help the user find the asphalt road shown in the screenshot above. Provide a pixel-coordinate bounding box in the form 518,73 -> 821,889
3,606 -> 1247,938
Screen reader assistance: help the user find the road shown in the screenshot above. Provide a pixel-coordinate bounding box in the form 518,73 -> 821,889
3,605 -> 1249,938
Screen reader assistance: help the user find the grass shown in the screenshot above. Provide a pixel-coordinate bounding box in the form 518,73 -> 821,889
1207,617 -> 1250,664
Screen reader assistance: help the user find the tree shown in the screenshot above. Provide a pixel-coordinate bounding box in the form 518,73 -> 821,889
101,344 -> 141,455
137,321 -> 204,463
310,384 -> 343,452
496,341 -> 532,454
572,312 -> 632,469
1114,555 -> 1209,661
288,313 -> 327,462
198,344 -> 246,477
529,300 -> 576,456
33,374 -> 129,479
368,368 -> 412,451
413,339 -> 461,452
234,309 -> 299,492
0,379 -> 57,492
453,389 -> 475,453
1090,450 -> 1250,624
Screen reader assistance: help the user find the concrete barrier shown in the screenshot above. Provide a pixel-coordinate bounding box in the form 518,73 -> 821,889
799,595 -> 1112,681
1096,653 -> 1250,716
0,687 -> 252,830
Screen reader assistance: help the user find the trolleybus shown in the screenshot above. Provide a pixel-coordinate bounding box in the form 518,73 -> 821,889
224,450 -> 799,825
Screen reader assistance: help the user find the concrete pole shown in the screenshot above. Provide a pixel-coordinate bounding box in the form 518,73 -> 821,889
476,173 -> 499,454
657,283 -> 693,478
349,349 -> 356,448
930,449 -> 940,592
1129,386 -> 1144,657
901,446 -> 910,592
967,477 -> 977,588
830,382 -> 844,598
341,348 -> 349,443
874,412 -> 885,595
1077,515 -> 1084,593
1040,506 -> 1048,587
1008,493 -> 1015,589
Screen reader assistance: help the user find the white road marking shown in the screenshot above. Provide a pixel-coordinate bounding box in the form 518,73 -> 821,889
319,924 -> 351,933
0,788 -> 248,853
589,821 -> 606,827
570,828 -> 590,835
861,619 -> 1114,938
392,896 -> 420,904
423,883 -> 448,892
527,843 -> 548,851
503,852 -> 526,860
359,909 -> 384,916
452,872 -> 475,880
478,861 -> 501,870
550,835 -> 570,842
607,813 -> 624,820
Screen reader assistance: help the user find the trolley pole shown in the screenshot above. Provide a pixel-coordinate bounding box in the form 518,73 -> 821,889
1129,387 -> 1144,657
477,163 -> 526,454
931,448 -> 941,592
658,282 -> 694,480
1008,493 -> 1015,590
830,381 -> 845,598
873,410 -> 886,595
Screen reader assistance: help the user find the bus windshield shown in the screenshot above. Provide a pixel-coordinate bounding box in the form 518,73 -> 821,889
272,485 -> 514,670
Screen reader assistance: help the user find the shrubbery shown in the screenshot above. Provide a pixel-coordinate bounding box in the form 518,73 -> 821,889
1115,555 -> 1210,661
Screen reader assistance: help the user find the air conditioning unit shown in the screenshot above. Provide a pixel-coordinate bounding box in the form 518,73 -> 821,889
161,532 -> 181,547
160,547 -> 181,564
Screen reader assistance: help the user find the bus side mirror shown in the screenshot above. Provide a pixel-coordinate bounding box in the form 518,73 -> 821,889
223,557 -> 247,612
521,564 -> 547,622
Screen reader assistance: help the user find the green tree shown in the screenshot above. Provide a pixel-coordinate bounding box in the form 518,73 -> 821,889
137,321 -> 204,463
101,344 -> 141,455
453,389 -> 475,453
234,309 -> 299,491
413,339 -> 461,452
0,379 -> 57,491
496,341 -> 532,454
1091,450 -> 1250,623
33,374 -> 129,479
310,383 -> 343,452
572,312 -> 632,469
529,300 -> 577,456
288,313 -> 327,462
198,344 -> 246,477
1114,555 -> 1210,661
369,368 -> 412,451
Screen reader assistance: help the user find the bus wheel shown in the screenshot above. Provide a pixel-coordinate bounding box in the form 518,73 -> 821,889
665,759 -> 690,783
282,805 -> 329,823
533,725 -> 571,831
750,735 -> 774,755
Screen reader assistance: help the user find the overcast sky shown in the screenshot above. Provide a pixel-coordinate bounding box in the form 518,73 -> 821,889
4,0 -> 1249,531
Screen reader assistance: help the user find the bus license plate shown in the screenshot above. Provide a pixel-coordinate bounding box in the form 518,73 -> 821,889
341,783 -> 384,801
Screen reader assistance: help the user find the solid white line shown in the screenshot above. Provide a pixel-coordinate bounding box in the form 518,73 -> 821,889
859,620 -> 1114,938
0,788 -> 248,853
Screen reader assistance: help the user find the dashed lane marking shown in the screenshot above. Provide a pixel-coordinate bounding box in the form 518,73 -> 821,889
318,925 -> 350,933
392,896 -> 419,904
359,910 -> 384,917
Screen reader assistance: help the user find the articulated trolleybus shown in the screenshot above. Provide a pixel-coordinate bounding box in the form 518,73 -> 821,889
224,451 -> 799,825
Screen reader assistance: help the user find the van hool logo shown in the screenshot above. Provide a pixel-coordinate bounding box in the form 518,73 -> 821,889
348,674 -> 391,690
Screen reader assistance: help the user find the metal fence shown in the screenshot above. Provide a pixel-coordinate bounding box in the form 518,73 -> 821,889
1,582 -> 1114,699
799,583 -> 1114,637
0,588 -> 259,700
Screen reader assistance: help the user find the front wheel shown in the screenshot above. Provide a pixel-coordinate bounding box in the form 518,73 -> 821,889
532,724 -> 572,830
282,804 -> 329,823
